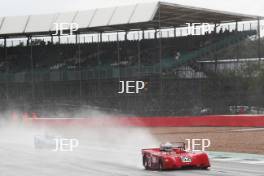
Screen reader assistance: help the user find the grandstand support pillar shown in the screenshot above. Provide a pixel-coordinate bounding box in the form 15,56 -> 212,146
4,37 -> 7,57
27,36 -> 30,46
125,31 -> 128,41
51,35 -> 54,44
100,32 -> 103,43
158,3 -> 163,114
213,23 -> 217,72
137,39 -> 141,76
117,32 -> 120,73
77,33 -> 82,103
235,21 -> 239,66
174,27 -> 176,37
97,33 -> 101,69
29,36 -> 35,102
235,20 -> 240,106
142,30 -> 145,40
257,17 -> 261,64
4,37 -> 8,101
116,32 -> 121,109
4,37 -> 6,48
58,34 -> 61,44
125,31 -> 128,63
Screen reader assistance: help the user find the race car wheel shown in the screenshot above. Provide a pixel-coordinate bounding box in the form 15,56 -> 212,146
158,160 -> 164,171
201,166 -> 209,170
143,156 -> 150,170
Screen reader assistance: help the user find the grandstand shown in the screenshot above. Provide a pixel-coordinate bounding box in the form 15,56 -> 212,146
0,1 -> 263,116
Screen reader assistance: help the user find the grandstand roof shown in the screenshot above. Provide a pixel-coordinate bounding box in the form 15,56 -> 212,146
0,1 -> 262,38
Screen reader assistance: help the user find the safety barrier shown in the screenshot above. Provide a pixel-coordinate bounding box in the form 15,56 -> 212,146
22,114 -> 264,127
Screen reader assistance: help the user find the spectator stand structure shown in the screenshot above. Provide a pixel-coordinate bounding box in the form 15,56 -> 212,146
0,1 -> 263,115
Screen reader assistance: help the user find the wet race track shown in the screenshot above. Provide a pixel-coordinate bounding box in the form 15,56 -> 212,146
0,123 -> 264,176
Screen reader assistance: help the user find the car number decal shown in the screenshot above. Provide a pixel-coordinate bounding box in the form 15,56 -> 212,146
181,156 -> 192,162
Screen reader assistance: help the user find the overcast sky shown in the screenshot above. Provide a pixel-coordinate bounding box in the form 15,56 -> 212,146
0,0 -> 263,17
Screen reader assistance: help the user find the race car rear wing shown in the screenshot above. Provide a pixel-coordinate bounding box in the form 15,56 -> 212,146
142,142 -> 186,152
171,142 -> 186,150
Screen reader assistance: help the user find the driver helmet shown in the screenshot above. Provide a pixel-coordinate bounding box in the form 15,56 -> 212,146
160,142 -> 173,152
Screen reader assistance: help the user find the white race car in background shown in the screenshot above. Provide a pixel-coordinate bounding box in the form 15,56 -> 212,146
34,134 -> 61,150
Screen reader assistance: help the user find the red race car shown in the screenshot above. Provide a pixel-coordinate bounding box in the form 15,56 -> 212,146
142,142 -> 210,170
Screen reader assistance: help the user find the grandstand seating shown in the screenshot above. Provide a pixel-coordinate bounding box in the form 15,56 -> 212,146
0,29 -> 262,116
157,30 -> 257,77
0,31 -> 256,82
0,30 -> 256,82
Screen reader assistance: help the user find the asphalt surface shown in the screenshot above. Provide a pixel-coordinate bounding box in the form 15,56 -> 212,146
0,125 -> 264,176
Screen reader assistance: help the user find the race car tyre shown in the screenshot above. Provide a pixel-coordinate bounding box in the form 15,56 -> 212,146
158,160 -> 164,171
201,166 -> 209,170
143,156 -> 150,170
